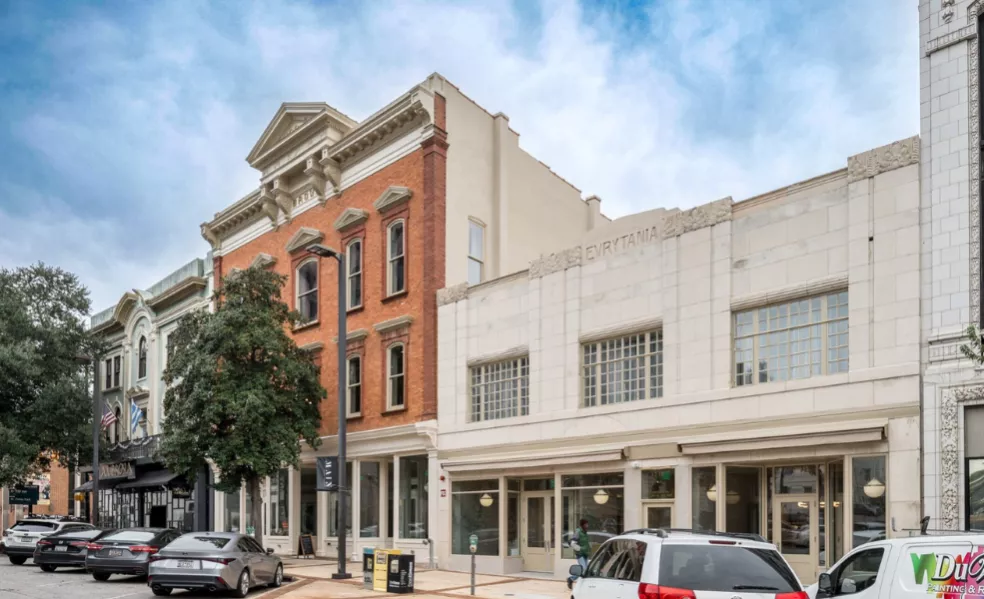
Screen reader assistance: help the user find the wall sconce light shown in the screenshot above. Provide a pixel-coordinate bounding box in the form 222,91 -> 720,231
594,489 -> 610,505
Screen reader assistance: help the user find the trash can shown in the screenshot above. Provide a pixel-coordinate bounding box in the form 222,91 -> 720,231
386,554 -> 415,594
363,548 -> 374,589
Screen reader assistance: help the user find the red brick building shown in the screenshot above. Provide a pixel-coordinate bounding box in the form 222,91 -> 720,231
200,74 -> 600,559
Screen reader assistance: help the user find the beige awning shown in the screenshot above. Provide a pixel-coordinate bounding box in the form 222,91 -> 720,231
442,449 -> 624,473
677,420 -> 886,455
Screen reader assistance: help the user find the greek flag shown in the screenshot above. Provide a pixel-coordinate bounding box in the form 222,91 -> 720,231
130,402 -> 143,434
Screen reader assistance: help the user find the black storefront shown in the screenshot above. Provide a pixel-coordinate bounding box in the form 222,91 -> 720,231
77,436 -> 212,531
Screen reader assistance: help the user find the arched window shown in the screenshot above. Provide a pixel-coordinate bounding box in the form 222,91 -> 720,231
387,343 -> 405,409
387,220 -> 406,296
297,260 -> 319,324
347,239 -> 363,310
137,336 -> 147,380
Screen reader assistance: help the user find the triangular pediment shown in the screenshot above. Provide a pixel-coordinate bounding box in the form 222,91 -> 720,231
285,227 -> 325,254
334,208 -> 369,232
373,186 -> 412,213
249,253 -> 277,269
247,102 -> 358,167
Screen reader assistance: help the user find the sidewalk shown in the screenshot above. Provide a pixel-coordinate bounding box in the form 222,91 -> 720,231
278,560 -> 569,599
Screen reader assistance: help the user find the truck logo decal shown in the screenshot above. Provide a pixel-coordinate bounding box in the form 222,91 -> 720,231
911,546 -> 984,598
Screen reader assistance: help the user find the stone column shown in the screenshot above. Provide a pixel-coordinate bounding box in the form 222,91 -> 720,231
378,460 -> 389,542
393,456 -> 402,542
623,465 -> 642,531
289,467 -> 300,550
351,460 -> 361,561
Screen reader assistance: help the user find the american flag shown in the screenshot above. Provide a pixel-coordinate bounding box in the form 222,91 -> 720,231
100,407 -> 117,430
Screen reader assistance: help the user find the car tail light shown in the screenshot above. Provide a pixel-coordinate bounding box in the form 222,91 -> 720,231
70,541 -> 88,548
37,540 -> 52,547
129,545 -> 159,554
86,543 -> 103,551
776,593 -> 809,599
709,540 -> 736,545
203,557 -> 236,565
638,584 -> 696,599
148,554 -> 164,562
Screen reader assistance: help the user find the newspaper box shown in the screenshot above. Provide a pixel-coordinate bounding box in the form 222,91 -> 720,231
386,553 -> 415,594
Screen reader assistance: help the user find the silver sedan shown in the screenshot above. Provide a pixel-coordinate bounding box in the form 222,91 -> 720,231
147,532 -> 283,597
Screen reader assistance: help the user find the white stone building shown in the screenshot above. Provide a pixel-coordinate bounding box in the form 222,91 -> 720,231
435,138 -> 922,583
919,0 -> 984,533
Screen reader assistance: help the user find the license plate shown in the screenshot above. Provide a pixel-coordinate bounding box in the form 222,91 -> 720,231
177,560 -> 194,569
108,550 -> 123,557
18,537 -> 30,543
54,546 -> 67,552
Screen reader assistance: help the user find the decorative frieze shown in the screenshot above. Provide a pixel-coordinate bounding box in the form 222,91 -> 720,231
663,197 -> 732,237
530,247 -> 582,279
924,22 -> 975,56
971,1 -> 982,327
437,282 -> 469,306
846,136 -> 920,182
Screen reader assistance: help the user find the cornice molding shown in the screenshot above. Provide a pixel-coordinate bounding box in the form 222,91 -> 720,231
467,345 -> 529,368
249,253 -> 277,269
530,247 -> 582,279
373,186 -> 412,213
730,274 -> 849,312
334,207 -> 369,232
299,341 -> 324,352
200,189 -> 264,249
437,282 -> 469,306
331,328 -> 369,344
924,22 -> 976,56
971,0 -> 982,326
285,227 -> 324,254
373,315 -> 413,334
664,197 -> 732,237
846,135 -> 920,183
247,103 -> 356,169
329,87 -> 434,164
146,277 -> 207,312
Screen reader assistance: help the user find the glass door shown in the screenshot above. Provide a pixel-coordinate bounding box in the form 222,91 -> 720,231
773,495 -> 818,584
645,505 -> 672,529
522,492 -> 554,572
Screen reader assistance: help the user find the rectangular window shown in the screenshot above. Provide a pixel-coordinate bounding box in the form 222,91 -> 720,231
967,406 -> 984,530
642,469 -> 675,500
692,466 -> 716,531
468,220 -> 485,285
452,480 -> 498,555
725,466 -> 761,535
582,330 -> 663,407
269,469 -> 290,536
399,455 -> 428,539
327,462 -> 353,537
469,356 -> 529,422
296,261 -> 319,324
113,356 -> 121,388
300,466 -> 317,536
561,473 -> 624,559
347,239 -> 362,310
104,359 -> 112,390
360,462 -> 380,538
387,221 -> 406,296
851,456 -> 885,548
347,356 -> 362,417
734,291 -> 848,386
225,491 -> 240,533
388,344 -> 405,409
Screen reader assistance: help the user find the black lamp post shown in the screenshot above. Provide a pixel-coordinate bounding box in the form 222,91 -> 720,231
306,243 -> 351,579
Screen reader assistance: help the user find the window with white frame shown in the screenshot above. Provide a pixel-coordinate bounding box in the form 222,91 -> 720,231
113,355 -> 121,388
347,239 -> 362,310
387,220 -> 406,295
296,260 -> 319,324
733,291 -> 848,386
387,343 -> 405,409
137,337 -> 147,380
470,356 -> 529,422
582,330 -> 663,407
347,356 -> 362,416
468,220 -> 485,285
104,359 -> 112,390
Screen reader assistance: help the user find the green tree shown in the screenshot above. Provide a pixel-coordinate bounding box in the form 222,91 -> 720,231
0,263 -> 102,487
961,324 -> 984,364
160,267 -> 324,545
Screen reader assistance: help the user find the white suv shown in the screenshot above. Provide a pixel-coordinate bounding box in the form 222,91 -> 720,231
570,529 -> 807,599
4,519 -> 95,565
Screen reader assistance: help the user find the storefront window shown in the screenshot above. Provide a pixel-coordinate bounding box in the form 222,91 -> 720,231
225,490 -> 241,533
300,466 -> 317,536
851,456 -> 886,549
642,469 -> 674,499
508,489 -> 520,556
828,461 -> 845,564
692,466 -> 716,531
361,462 -> 380,537
328,462 -> 352,537
726,466 -> 760,534
269,469 -> 289,536
452,480 -> 499,555
562,473 -> 623,558
400,455 -> 428,539
775,465 -> 817,494
244,486 -> 254,534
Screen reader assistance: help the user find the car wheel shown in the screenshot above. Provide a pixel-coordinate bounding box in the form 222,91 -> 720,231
152,588 -> 172,596
232,570 -> 250,598
270,564 -> 283,588
8,556 -> 26,565
92,572 -> 111,581
39,564 -> 56,572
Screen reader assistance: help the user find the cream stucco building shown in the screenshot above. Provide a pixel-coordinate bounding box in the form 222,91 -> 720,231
435,137 -> 923,583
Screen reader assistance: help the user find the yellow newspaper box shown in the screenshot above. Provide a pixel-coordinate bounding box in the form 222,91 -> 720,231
373,548 -> 400,591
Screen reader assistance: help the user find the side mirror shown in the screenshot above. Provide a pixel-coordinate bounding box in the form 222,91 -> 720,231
569,564 -> 583,577
817,573 -> 833,597
266,548 -> 274,555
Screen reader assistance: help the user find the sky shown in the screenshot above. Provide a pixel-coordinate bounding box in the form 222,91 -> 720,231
0,0 -> 919,312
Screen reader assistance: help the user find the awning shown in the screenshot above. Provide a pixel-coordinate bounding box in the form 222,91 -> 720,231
115,469 -> 181,490
442,449 -> 624,473
74,479 -> 121,493
677,420 -> 886,455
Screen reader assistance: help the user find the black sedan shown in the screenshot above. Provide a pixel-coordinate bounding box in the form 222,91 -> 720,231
34,528 -> 108,572
86,528 -> 180,581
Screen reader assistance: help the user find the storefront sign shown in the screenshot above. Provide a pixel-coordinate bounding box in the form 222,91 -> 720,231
584,225 -> 660,262
99,462 -> 135,481
316,456 -> 338,492
9,485 -> 39,506
171,484 -> 192,499
911,547 -> 984,595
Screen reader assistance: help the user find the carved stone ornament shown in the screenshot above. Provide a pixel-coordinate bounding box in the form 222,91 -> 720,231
437,282 -> 468,306
663,197 -> 733,238
846,135 -> 921,182
942,0 -> 956,24
530,246 -> 582,279
373,186 -> 412,213
939,384 -> 984,529
249,253 -> 277,269
284,227 -> 325,254
333,208 -> 369,232
971,0 -> 982,326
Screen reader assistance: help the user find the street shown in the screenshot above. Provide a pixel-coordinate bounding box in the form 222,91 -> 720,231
0,558 -> 287,599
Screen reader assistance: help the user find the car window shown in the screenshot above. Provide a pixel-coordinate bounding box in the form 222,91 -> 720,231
168,535 -> 232,550
585,541 -> 617,577
237,539 -> 253,552
50,528 -> 102,540
832,547 -> 885,595
11,522 -> 57,532
246,537 -> 265,553
613,540 -> 647,582
100,530 -> 157,543
658,544 -> 800,593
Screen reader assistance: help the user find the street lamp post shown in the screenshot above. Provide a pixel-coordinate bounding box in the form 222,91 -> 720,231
306,243 -> 351,580
76,354 -> 101,526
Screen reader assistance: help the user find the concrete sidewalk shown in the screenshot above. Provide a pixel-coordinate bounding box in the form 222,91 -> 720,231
279,561 -> 569,599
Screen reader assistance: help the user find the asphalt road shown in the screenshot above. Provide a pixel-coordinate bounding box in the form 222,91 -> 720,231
0,556 -> 287,599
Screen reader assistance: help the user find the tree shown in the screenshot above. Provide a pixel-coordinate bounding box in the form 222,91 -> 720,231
160,267 -> 324,545
962,324 -> 984,364
0,263 -> 102,488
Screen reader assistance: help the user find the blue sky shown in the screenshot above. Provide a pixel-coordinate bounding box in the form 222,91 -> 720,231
0,0 -> 918,311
